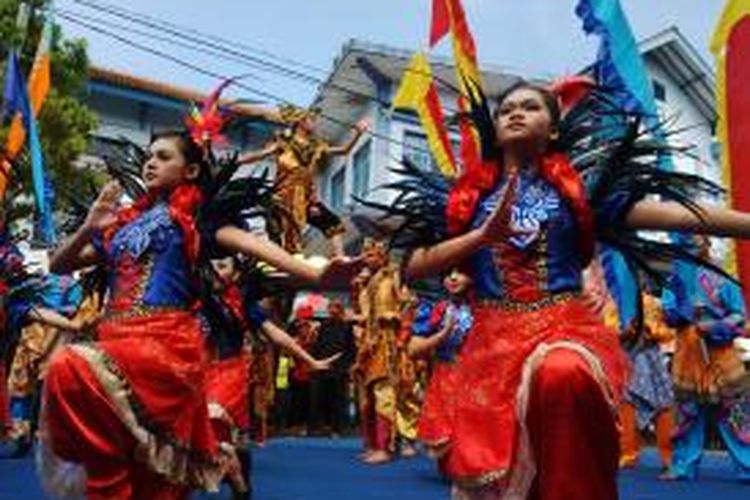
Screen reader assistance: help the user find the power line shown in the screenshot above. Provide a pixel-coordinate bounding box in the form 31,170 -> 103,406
56,11 -> 444,160
66,0 -> 463,113
55,7 -> 266,84
66,0 -> 396,110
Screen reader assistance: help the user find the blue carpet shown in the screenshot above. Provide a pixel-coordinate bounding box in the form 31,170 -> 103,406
2,439 -> 749,499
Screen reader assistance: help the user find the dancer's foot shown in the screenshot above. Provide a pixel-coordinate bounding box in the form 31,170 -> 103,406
658,470 -> 685,481
9,437 -> 32,458
618,458 -> 637,469
400,443 -> 418,458
357,449 -> 374,460
230,447 -> 252,500
362,450 -> 392,465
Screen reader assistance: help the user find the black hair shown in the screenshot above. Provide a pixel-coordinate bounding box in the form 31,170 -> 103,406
150,129 -> 212,187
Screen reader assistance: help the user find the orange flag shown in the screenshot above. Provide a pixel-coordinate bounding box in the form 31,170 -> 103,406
5,19 -> 52,160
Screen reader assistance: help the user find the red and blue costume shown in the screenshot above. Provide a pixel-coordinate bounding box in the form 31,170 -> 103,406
412,298 -> 473,462
43,201 -> 222,499
440,169 -> 629,499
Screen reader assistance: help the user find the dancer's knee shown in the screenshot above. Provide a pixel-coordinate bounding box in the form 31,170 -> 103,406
45,348 -> 81,395
534,349 -> 598,404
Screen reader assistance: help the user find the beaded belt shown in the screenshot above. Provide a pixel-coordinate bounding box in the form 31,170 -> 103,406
103,305 -> 192,321
474,290 -> 580,312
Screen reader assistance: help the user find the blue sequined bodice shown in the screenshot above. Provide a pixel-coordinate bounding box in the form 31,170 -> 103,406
469,173 -> 583,302
102,203 -> 196,312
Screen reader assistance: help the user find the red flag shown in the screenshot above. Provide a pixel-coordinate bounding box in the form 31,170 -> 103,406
712,0 -> 750,305
429,0 -> 451,47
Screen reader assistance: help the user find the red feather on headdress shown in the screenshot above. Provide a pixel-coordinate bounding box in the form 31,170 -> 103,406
548,75 -> 595,116
185,78 -> 235,148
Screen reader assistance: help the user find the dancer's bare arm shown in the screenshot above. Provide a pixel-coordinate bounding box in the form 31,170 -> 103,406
625,200 -> 750,238
50,182 -> 121,274
215,226 -> 362,287
261,320 -> 341,371
328,120 -> 369,156
404,176 -> 519,280
407,315 -> 455,357
237,141 -> 279,165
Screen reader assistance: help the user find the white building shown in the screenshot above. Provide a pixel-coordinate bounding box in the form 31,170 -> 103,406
307,28 -> 719,253
80,66 -> 280,170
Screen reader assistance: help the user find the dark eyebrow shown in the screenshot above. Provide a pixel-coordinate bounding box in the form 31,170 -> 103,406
500,96 -> 542,108
520,98 -> 542,106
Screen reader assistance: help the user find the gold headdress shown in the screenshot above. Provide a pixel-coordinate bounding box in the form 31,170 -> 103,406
361,237 -> 386,253
278,104 -> 320,125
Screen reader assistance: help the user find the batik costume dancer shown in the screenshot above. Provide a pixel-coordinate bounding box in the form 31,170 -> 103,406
0,221 -> 89,450
362,75 -> 750,499
394,284 -> 422,459
582,258 -> 675,471
238,105 -> 368,256
409,268 -> 474,472
204,256 -> 339,498
0,222 -> 37,444
351,239 -> 403,464
7,274 -> 82,454
661,234 -> 750,482
619,291 -> 676,471
40,102 -> 362,497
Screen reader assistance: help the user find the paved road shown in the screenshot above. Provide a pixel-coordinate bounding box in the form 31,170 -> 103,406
2,439 -> 748,499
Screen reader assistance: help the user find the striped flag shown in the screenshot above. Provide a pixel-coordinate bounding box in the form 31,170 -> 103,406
1,17 -> 56,244
711,0 -> 750,304
429,0 -> 483,98
392,52 -> 457,177
429,0 -> 451,48
428,0 -> 484,179
5,18 -> 52,160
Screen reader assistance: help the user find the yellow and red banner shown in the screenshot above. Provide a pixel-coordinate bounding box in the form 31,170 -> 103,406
429,0 -> 483,176
711,0 -> 750,303
392,52 -> 457,177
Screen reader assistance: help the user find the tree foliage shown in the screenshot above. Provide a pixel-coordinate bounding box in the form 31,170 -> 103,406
1,0 -> 98,220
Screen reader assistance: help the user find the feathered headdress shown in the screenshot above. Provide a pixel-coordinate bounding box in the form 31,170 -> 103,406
278,103 -> 320,125
549,75 -> 596,117
185,79 -> 235,149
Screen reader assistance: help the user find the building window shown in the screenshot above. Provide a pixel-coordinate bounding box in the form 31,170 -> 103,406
403,130 -> 459,171
653,80 -> 667,102
352,139 -> 371,198
330,167 -> 345,211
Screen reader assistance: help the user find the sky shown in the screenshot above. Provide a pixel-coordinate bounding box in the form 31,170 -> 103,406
54,0 -> 727,108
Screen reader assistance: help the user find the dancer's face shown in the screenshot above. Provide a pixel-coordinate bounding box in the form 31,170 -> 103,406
443,269 -> 472,296
328,300 -> 344,320
297,114 -> 317,134
211,257 -> 238,285
363,245 -> 386,270
495,87 -> 556,153
142,137 -> 200,191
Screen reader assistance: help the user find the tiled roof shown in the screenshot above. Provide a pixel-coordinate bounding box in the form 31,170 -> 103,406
89,66 -> 280,121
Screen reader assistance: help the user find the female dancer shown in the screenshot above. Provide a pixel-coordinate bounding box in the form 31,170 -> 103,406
205,255 -> 339,498
372,79 -> 750,499
42,129 -> 359,499
238,106 -> 368,256
409,268 -> 474,472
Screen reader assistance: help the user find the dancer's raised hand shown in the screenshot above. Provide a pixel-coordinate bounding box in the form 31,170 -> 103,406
479,174 -> 523,243
319,255 -> 365,289
84,181 -> 122,232
310,352 -> 343,371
